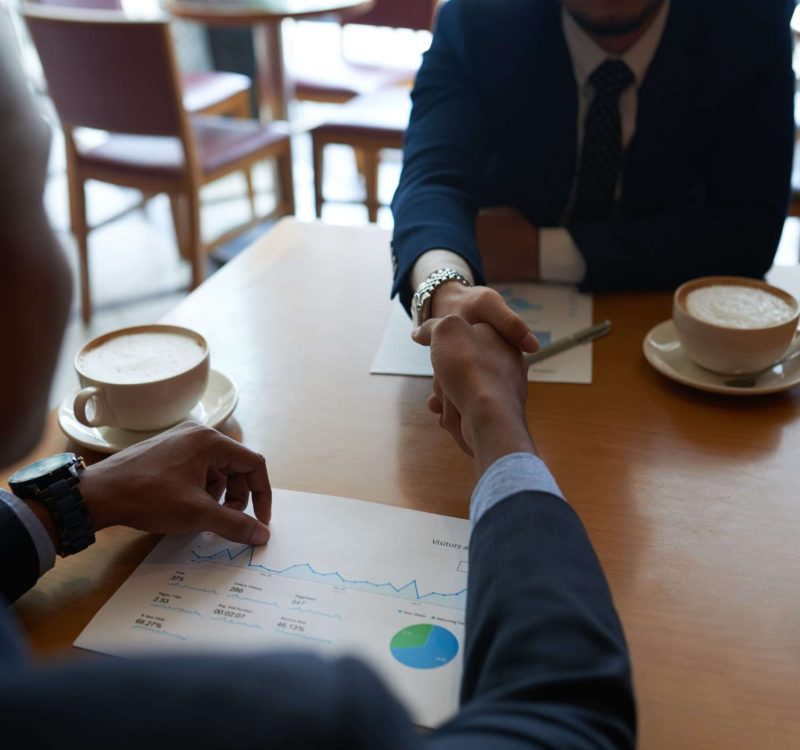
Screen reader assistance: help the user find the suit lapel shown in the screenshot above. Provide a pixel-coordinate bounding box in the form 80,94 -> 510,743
623,0 -> 707,209
528,4 -> 577,223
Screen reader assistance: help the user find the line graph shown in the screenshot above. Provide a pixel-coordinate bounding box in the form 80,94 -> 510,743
225,594 -> 279,607
289,606 -> 342,619
210,617 -> 263,630
168,582 -> 217,594
273,629 -> 334,645
132,625 -> 188,641
152,603 -> 202,617
191,544 -> 467,610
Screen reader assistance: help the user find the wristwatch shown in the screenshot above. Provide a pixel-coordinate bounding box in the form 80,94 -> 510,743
411,268 -> 472,327
8,452 -> 95,556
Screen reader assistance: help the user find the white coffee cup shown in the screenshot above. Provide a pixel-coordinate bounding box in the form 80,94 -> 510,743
73,324 -> 210,431
672,276 -> 800,375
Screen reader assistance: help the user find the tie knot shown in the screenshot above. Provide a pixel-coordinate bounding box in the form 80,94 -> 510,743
589,59 -> 634,98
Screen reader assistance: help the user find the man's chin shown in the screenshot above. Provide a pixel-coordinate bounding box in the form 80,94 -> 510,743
568,1 -> 663,38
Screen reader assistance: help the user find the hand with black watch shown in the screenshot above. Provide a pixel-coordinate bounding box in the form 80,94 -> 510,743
7,422 -> 274,562
9,452 -> 94,556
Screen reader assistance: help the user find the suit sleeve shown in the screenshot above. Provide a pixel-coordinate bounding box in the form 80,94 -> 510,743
0,491 -> 633,749
570,1 -> 794,291
391,0 -> 490,310
0,495 -> 41,603
426,492 -> 636,750
0,644 -> 420,749
1,450 -> 634,748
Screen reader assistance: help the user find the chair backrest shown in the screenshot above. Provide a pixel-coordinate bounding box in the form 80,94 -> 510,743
23,6 -> 184,137
347,0 -> 438,32
35,0 -> 123,8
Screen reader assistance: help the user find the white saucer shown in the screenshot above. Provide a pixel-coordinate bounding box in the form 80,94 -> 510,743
643,320 -> 800,396
58,369 -> 238,454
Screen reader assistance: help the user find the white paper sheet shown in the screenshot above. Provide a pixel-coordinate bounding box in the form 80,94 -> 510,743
75,489 -> 470,728
371,283 -> 594,384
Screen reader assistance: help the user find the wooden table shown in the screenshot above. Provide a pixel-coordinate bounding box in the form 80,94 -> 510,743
8,220 -> 800,749
169,0 -> 374,120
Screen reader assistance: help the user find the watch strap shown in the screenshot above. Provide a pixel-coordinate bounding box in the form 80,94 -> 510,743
411,268 -> 472,326
41,476 -> 95,557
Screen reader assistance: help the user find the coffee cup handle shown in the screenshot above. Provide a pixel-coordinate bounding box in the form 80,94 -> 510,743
73,387 -> 110,428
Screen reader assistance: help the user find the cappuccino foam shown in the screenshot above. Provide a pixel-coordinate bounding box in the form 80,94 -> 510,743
686,285 -> 796,329
79,331 -> 205,384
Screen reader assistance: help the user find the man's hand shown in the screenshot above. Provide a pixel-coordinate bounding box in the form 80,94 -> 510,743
475,206 -> 540,283
79,422 -> 271,545
413,316 -> 535,475
428,282 -> 540,353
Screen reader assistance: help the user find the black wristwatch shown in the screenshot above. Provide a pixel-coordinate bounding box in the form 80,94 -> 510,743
8,452 -> 95,556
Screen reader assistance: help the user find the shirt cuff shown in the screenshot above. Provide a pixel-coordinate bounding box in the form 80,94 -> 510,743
539,227 -> 587,284
0,489 -> 56,578
470,452 -> 566,528
410,249 -> 476,292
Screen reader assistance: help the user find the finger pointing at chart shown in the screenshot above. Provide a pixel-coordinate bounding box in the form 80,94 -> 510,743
78,422 -> 271,546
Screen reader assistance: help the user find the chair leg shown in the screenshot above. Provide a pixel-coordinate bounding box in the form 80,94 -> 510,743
363,147 -> 379,223
276,145 -> 295,217
67,166 -> 91,322
354,147 -> 367,178
169,193 -> 191,260
235,91 -> 251,119
244,168 -> 257,219
186,192 -> 204,289
312,135 -> 324,218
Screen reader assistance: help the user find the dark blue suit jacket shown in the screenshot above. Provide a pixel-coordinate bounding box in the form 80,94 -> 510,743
0,490 -> 634,748
391,0 -> 795,309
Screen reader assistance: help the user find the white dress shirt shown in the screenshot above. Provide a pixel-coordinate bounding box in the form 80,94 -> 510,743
411,1 -> 670,292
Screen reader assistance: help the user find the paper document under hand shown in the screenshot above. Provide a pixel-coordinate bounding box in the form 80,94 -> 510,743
75,489 -> 470,728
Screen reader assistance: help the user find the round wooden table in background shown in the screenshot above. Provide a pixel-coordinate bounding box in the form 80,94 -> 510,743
168,0 -> 374,120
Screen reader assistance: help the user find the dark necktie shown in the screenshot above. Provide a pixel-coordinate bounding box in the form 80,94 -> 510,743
570,59 -> 634,224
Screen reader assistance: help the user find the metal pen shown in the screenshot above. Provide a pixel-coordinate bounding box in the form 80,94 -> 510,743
523,320 -> 612,367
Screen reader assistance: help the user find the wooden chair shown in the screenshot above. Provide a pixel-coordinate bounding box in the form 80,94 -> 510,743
24,5 -> 294,322
35,0 -> 252,118
288,0 -> 437,104
311,86 -> 411,221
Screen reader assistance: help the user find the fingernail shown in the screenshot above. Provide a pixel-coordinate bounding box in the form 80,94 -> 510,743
249,523 -> 270,546
522,332 -> 539,352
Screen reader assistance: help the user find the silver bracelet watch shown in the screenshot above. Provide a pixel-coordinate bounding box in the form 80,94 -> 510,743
411,268 -> 472,327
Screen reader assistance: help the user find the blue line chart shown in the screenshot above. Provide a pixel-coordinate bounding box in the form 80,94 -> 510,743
289,606 -> 343,620
152,603 -> 202,617
132,625 -> 188,641
273,629 -> 334,645
210,616 -> 263,630
226,594 -> 279,607
169,582 -> 218,594
190,545 -> 467,610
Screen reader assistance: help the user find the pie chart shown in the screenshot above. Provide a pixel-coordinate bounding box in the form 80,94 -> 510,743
390,623 -> 458,669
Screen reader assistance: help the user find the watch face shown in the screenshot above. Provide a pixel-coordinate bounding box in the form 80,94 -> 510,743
9,453 -> 76,484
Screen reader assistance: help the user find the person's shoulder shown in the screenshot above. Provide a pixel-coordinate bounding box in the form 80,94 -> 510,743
438,0 -> 557,35
692,0 -> 790,36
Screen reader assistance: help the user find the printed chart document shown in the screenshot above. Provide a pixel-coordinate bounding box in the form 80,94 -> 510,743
76,489 -> 470,728
372,283 -> 594,383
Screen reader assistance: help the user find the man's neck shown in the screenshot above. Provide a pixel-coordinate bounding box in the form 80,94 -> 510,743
570,0 -> 665,55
